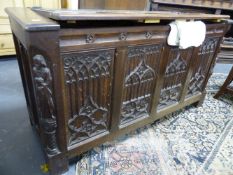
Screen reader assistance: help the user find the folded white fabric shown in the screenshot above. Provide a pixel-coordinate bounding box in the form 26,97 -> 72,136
167,20 -> 206,49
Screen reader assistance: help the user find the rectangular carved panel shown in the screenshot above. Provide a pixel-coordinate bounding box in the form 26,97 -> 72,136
187,37 -> 220,96
120,44 -> 163,125
158,47 -> 193,109
63,49 -> 114,146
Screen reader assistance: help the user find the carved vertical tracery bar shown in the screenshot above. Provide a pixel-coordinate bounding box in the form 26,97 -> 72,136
158,48 -> 193,109
187,37 -> 220,96
63,50 -> 114,146
120,44 -> 163,125
32,54 -> 59,155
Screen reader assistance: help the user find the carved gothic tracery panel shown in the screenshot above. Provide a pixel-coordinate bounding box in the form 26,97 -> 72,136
68,96 -> 108,143
165,53 -> 187,75
125,58 -> 155,86
158,48 -> 193,109
121,44 -> 163,125
187,37 -> 219,96
63,50 -> 114,146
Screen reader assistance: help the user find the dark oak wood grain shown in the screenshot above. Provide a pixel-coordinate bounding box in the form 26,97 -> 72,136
152,0 -> 233,10
32,8 -> 229,21
6,7 -> 230,175
5,7 -> 59,31
78,0 -> 149,10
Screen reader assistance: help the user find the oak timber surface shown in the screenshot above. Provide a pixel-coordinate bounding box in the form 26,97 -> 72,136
6,7 -> 229,175
5,8 -> 59,31
152,0 -> 233,10
32,8 -> 229,21
78,0 -> 148,10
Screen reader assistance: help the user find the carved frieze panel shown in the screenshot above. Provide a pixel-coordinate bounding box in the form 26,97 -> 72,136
121,44 -> 163,125
32,54 -> 59,155
159,85 -> 180,108
187,37 -> 219,96
158,48 -> 193,109
63,50 -> 114,146
68,96 -> 108,144
121,95 -> 150,124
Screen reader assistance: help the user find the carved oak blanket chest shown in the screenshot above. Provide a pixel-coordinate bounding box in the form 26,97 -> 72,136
5,7 -> 230,174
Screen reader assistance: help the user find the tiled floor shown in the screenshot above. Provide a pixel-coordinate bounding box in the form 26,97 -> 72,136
0,57 -> 232,175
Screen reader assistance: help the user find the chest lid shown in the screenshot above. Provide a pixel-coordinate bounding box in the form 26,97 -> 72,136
32,7 -> 229,21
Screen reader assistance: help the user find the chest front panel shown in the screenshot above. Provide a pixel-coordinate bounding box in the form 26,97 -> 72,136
120,44 -> 163,125
62,49 -> 114,146
187,37 -> 220,96
158,47 -> 193,109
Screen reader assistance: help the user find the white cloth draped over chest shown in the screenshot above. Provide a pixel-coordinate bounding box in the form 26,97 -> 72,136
167,20 -> 206,49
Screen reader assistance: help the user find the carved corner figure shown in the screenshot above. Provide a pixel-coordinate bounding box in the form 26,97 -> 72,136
32,54 -> 60,155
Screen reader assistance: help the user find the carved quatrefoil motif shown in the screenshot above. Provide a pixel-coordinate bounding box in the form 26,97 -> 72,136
86,34 -> 95,43
119,32 -> 127,40
145,31 -> 152,39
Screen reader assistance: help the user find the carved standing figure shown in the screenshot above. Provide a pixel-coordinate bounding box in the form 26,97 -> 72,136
32,54 -> 59,155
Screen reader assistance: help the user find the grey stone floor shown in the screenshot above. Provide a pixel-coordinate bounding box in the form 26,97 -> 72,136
0,57 -> 232,175
0,58 -> 75,175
